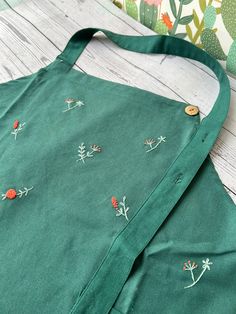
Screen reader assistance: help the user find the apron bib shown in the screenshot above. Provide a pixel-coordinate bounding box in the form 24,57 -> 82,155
0,28 -> 235,314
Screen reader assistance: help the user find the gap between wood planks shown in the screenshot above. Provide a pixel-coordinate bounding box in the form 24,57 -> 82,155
1,0 -> 236,202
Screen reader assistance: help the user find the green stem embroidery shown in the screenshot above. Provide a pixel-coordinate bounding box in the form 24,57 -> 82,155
144,136 -> 166,152
183,258 -> 213,289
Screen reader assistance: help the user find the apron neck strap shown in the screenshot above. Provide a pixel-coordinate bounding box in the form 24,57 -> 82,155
57,28 -> 230,135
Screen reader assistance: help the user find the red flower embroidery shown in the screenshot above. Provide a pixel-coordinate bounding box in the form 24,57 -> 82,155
111,196 -> 119,209
6,189 -> 17,200
13,120 -> 19,129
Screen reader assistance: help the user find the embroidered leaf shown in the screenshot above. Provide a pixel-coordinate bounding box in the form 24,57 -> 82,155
112,195 -> 129,221
77,143 -> 101,164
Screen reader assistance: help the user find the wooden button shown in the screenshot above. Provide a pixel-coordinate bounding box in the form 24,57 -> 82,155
185,105 -> 199,116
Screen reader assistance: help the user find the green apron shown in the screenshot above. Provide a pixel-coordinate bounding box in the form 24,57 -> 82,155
0,28 -> 235,314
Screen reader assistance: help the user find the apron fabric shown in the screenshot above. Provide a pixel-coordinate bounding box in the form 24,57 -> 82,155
0,28 -> 235,314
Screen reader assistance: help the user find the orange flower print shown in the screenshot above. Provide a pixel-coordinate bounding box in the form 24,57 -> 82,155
161,13 -> 173,30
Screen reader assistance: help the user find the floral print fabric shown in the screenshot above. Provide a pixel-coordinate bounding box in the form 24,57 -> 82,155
113,0 -> 236,76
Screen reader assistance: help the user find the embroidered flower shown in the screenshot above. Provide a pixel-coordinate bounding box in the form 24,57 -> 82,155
13,120 -> 19,129
63,98 -> 84,112
91,144 -> 102,152
202,258 -> 213,271
144,138 -> 156,146
183,258 -> 213,289
161,13 -> 173,30
5,189 -> 17,200
2,186 -> 33,201
144,136 -> 166,152
112,196 -> 129,221
76,143 -> 101,164
111,196 -> 119,210
11,120 -> 25,140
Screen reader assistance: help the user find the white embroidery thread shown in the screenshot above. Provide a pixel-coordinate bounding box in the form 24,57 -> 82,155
11,122 -> 26,140
63,98 -> 84,112
144,136 -> 166,152
76,143 -> 102,164
183,258 -> 213,289
2,186 -> 34,200
111,196 -> 129,221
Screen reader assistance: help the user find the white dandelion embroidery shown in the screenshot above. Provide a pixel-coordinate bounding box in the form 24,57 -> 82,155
76,143 -> 102,164
63,98 -> 84,112
183,258 -> 213,289
11,121 -> 26,140
144,136 -> 166,152
2,186 -> 34,200
111,196 -> 129,221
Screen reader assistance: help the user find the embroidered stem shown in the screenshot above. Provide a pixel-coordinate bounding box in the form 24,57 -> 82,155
76,143 -> 101,164
183,258 -> 213,289
145,136 -> 166,152
2,186 -> 33,200
17,187 -> 34,198
116,196 -> 129,221
184,268 -> 206,289
190,268 -> 195,283
11,122 -> 26,140
63,98 -> 84,112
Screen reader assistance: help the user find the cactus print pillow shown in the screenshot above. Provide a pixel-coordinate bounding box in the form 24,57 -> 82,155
112,0 -> 236,77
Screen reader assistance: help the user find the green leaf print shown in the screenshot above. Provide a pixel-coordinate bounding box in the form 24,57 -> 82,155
140,0 -> 158,30
179,15 -> 193,25
169,0 -> 177,18
199,0 -> 207,13
181,0 -> 194,5
226,40 -> 236,75
221,0 -> 236,40
201,28 -> 227,60
204,5 -> 216,29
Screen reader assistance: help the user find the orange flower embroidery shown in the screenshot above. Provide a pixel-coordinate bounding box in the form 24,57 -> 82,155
111,196 -> 119,209
111,196 -> 129,221
11,121 -> 26,140
5,189 -> 17,200
161,13 -> 173,30
2,186 -> 33,201
13,120 -> 19,129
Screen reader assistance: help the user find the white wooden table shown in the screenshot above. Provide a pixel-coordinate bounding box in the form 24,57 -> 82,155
0,0 -> 235,203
